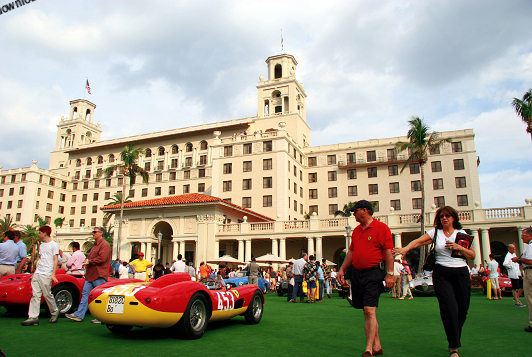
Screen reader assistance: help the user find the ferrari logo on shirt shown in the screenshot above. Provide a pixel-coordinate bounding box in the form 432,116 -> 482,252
368,236 -> 372,241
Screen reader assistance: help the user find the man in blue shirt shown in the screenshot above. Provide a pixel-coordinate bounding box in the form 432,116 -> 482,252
13,230 -> 28,274
0,231 -> 25,276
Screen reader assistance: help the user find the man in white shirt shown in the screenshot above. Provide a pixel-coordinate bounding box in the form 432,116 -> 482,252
171,254 -> 186,273
392,258 -> 403,298
513,227 -> 532,332
503,244 -> 525,307
488,254 -> 502,300
290,253 -> 308,303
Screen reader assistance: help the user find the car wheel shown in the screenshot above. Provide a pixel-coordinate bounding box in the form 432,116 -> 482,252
106,324 -> 133,334
244,291 -> 263,324
178,292 -> 209,339
52,284 -> 76,314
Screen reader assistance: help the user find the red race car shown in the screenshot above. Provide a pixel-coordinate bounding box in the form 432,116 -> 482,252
88,273 -> 264,339
0,269 -> 85,314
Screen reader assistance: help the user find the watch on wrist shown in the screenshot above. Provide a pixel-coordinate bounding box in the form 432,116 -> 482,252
387,271 -> 394,276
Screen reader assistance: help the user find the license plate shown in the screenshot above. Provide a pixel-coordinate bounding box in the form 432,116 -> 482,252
106,295 -> 125,314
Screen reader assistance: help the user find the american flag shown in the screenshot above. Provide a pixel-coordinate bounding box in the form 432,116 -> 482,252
85,79 -> 91,95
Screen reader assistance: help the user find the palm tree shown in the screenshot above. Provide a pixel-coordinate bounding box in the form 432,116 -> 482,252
85,223 -> 114,253
103,192 -> 132,225
334,202 -> 355,217
0,215 -> 17,237
53,217 -> 65,228
100,144 -> 149,259
512,89 -> 532,142
21,224 -> 40,270
395,116 -> 448,274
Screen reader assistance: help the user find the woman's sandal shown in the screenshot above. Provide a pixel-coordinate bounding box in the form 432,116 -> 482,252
449,351 -> 459,357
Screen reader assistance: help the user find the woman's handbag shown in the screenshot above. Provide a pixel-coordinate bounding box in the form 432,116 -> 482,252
422,229 -> 438,272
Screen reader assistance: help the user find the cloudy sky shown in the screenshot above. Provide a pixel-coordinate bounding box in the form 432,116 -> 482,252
0,0 -> 531,208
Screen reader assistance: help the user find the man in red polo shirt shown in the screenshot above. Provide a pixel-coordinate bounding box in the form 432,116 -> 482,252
338,200 -> 395,357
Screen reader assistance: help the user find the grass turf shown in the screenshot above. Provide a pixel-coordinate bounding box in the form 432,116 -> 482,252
0,289 -> 529,356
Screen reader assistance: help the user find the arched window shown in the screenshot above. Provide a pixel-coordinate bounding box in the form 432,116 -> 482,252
86,157 -> 92,165
158,146 -> 165,156
145,149 -> 152,157
97,156 -> 103,164
200,140 -> 208,150
186,143 -> 193,152
171,145 -> 179,154
85,109 -> 91,121
76,159 -> 82,167
72,107 -> 78,119
109,154 -> 115,163
274,64 -> 282,79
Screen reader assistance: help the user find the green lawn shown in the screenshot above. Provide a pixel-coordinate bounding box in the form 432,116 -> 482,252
0,289 -> 529,356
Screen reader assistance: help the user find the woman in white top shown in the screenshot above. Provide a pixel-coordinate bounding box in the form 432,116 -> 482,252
393,206 -> 475,357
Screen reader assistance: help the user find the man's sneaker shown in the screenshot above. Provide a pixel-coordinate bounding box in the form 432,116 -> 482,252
49,311 -> 59,323
91,319 -> 101,324
65,313 -> 82,322
21,318 -> 39,326
524,326 -> 532,332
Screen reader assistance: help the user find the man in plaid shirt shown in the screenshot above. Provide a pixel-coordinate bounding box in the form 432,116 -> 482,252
321,258 -> 332,298
303,255 -> 319,303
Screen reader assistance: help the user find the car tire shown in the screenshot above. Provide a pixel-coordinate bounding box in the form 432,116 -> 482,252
52,284 -> 77,314
106,324 -> 133,334
244,291 -> 263,324
178,292 -> 209,339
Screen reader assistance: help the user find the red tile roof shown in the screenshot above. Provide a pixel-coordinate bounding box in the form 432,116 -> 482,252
101,193 -> 273,221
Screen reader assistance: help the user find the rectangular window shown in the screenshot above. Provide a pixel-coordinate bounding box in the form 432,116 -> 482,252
434,196 -> 445,208
93,193 -> 99,201
223,163 -> 232,174
199,155 -> 207,165
168,186 -> 175,195
388,165 -> 398,176
157,161 -> 164,171
263,159 -> 272,170
184,170 -> 190,179
142,188 -> 148,197
389,182 -> 400,193
452,142 -> 463,153
129,189 -> 135,198
243,143 -> 252,154
347,169 -> 356,179
170,172 -> 177,180
263,177 -> 272,188
82,194 -> 87,202
411,180 -> 421,192
144,162 -> 151,171
309,189 -> 318,199
47,190 -> 54,199
263,195 -> 272,207
183,184 -> 190,194
6,201 -> 12,209
155,187 -> 162,196
454,159 -> 465,170
390,199 -> 401,211
224,146 -> 233,157
80,206 -> 86,214
308,157 -> 317,167
198,169 -> 205,178
71,195 -> 77,203
457,195 -> 468,207
106,178 -> 112,187
387,148 -> 397,160
293,182 -> 297,194
431,161 -> 442,172
80,219 -> 85,227
185,157 -> 193,167
223,181 -> 232,192
198,183 -> 205,192
105,191 -> 111,199
91,218 -> 97,227
19,187 -> 25,195
243,161 -> 252,172
308,205 -> 318,215
367,150 -> 376,162
70,207 -> 75,215
171,158 -> 178,168
156,173 -> 162,182
0,189 -> 3,197
433,178 -> 444,190
242,179 -> 252,190
368,184 -> 378,195
17,200 -> 23,208
348,185 -> 358,196
409,163 -> 420,174
83,181 -> 89,189
346,152 -> 356,163
367,167 -> 377,178
430,146 -> 440,155
455,177 -> 467,188
60,193 -> 66,202
370,201 -> 379,213
242,197 -> 251,208
329,204 -> 338,216
327,155 -> 336,165
293,165 -> 297,177
94,179 -> 100,188
308,172 -> 317,183
11,175 -> 16,183
412,198 -> 422,209
58,206 -> 64,214
9,188 -> 14,196
328,171 -> 337,181
85,170 -> 91,179
328,187 -> 338,198
263,141 -> 272,152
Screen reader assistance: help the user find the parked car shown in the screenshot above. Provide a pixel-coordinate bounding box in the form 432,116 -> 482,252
409,274 -> 435,296
0,269 -> 85,314
223,271 -> 270,292
88,273 -> 264,339
481,274 -> 513,295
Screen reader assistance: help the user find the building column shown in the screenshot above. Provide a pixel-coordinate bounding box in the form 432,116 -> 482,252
238,240 -> 244,262
214,240 -> 220,259
307,237 -> 315,256
173,240 -> 179,261
471,229 -> 482,267
315,236 -> 323,260
517,228 -> 526,255
271,238 -> 278,256
480,229 -> 491,266
146,242 -> 153,263
178,241 -> 185,257
393,233 -> 402,248
245,239 -> 252,262
279,238 -> 286,260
